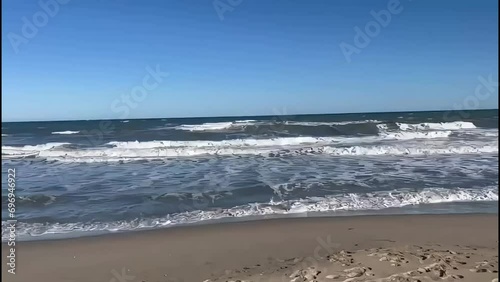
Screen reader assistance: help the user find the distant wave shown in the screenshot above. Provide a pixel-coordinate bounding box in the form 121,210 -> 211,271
396,121 -> 476,131
2,142 -> 69,151
173,119 -> 384,131
1,134 -> 8,137
172,120 -> 478,132
51,131 -> 80,135
284,120 -> 382,126
379,130 -> 452,140
105,131 -> 453,149
3,186 -> 497,241
108,137 -> 340,149
14,195 -> 57,206
174,120 -> 256,131
2,143 -> 69,159
2,139 -> 496,162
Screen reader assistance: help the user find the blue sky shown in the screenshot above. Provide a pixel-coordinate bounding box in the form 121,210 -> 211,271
2,0 -> 498,121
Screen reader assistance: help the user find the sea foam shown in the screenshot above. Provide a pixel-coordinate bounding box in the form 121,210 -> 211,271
51,131 -> 80,135
3,186 -> 497,241
396,121 -> 476,131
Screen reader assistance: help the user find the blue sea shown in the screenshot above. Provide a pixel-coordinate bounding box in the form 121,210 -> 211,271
2,110 -> 498,241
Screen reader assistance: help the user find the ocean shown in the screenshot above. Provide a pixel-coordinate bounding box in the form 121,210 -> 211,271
1,109 -> 498,241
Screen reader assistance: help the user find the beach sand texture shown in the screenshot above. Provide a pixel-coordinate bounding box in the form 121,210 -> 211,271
2,214 -> 498,282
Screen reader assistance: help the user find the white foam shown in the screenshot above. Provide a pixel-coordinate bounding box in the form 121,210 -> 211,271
1,134 -> 8,137
175,121 -> 243,131
235,120 -> 257,123
396,121 -> 476,131
286,120 -> 381,126
376,124 -> 388,131
107,131 -> 455,150
380,130 -> 452,140
3,186 -> 497,241
322,144 -> 498,156
456,129 -> 498,137
2,138 -> 338,161
483,132 -> 499,137
51,131 -> 80,135
2,143 -> 494,163
174,119 -> 382,131
2,143 -> 69,159
107,137 -> 338,149
2,130 -> 495,162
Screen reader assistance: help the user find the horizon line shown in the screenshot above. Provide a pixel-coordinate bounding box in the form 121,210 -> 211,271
2,108 -> 498,123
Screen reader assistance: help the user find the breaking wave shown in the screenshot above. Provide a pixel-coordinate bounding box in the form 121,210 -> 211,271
1,143 -> 496,162
172,120 -> 477,132
396,121 -> 476,131
3,129 -> 492,162
3,186 -> 497,241
51,131 -> 80,135
174,120 -> 256,131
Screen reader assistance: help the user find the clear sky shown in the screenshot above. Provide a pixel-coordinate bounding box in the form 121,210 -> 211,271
2,0 -> 498,121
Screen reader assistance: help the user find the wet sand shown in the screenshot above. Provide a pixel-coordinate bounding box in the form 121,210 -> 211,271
2,214 -> 498,282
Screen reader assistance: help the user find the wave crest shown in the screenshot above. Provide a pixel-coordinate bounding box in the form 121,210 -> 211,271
51,131 -> 80,135
2,135 -> 497,162
396,121 -> 476,131
3,186 -> 497,241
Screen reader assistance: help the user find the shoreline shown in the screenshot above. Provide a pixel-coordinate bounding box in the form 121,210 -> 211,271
2,213 -> 498,282
14,210 -> 500,243
5,201 -> 499,242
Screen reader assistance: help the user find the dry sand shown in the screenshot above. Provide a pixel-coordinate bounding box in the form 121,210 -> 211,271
2,214 -> 498,282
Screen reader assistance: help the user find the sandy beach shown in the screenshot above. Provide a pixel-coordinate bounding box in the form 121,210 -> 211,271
1,214 -> 498,282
